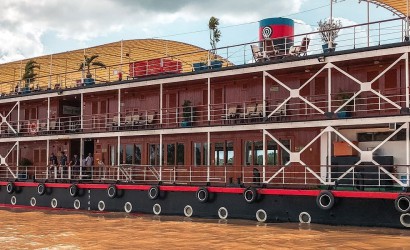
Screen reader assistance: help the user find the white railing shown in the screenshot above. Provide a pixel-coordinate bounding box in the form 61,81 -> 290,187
0,164 -> 408,191
0,18 -> 406,97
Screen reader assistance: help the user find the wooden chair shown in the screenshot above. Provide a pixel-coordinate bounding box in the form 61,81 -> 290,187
289,37 -> 310,56
263,39 -> 279,59
250,103 -> 264,118
250,45 -> 264,62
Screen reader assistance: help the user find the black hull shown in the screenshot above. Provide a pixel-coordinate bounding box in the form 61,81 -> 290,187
0,182 -> 408,229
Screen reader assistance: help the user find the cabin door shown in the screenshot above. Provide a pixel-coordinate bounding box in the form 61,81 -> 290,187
163,93 -> 178,128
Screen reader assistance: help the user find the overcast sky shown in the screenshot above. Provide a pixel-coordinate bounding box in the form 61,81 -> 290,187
0,0 -> 397,63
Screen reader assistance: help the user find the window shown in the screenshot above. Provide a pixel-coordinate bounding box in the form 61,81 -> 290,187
167,144 -> 175,165
149,144 -> 163,166
125,144 -> 133,164
244,141 -> 264,165
109,145 -> 116,166
134,144 -> 142,165
167,143 -> 185,165
214,141 -> 234,166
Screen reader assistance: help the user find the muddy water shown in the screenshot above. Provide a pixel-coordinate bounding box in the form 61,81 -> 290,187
0,209 -> 409,250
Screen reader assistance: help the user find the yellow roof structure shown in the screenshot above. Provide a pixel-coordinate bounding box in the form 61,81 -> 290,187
365,0 -> 409,17
0,39 -> 228,94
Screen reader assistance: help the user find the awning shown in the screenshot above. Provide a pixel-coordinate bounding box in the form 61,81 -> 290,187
364,0 -> 409,17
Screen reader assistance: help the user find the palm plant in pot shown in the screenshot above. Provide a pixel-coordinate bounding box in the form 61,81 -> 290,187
317,18 -> 342,53
22,60 -> 40,93
208,16 -> 222,69
181,100 -> 193,127
79,55 -> 106,85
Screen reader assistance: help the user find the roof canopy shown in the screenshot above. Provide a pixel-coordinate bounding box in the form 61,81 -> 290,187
365,0 -> 409,17
0,39 -> 226,94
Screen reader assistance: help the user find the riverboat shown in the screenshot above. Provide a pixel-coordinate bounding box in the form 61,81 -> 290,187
0,1 -> 410,229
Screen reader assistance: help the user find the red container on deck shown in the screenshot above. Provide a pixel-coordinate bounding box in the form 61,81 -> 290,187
259,17 -> 294,53
129,58 -> 182,78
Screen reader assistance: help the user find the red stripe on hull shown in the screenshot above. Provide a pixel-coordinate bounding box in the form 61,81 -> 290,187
0,181 -> 406,200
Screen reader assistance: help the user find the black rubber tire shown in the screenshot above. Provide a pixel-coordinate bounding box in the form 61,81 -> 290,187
69,184 -> 78,197
6,182 -> 14,194
148,186 -> 160,200
37,183 -> 46,196
316,190 -> 335,210
107,185 -> 117,199
196,187 -> 209,203
395,195 -> 410,213
243,187 -> 258,204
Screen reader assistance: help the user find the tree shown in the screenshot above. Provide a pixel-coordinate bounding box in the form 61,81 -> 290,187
208,16 -> 221,53
79,55 -> 106,78
22,60 -> 40,86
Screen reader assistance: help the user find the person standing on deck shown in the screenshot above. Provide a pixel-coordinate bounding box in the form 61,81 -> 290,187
85,153 -> 94,179
69,154 -> 80,179
49,153 -> 58,179
60,151 -> 67,179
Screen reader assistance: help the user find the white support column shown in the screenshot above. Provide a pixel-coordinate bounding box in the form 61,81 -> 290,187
17,101 -> 20,133
118,89 -> 121,126
262,129 -> 266,182
263,71 -> 266,116
80,93 -> 84,130
367,1 -> 370,47
327,131 -> 332,182
79,138 -> 83,175
49,54 -> 53,89
47,139 -> 50,164
328,65 -> 332,113
207,77 -> 211,122
47,97 -> 50,130
407,122 -> 410,186
160,83 -> 163,125
16,141 -> 19,166
207,131 -> 210,182
117,136 -> 121,166
406,52 -> 409,107
117,136 -> 121,179
159,133 -> 163,181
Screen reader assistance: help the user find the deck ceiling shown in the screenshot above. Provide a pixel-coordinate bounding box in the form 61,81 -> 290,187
366,0 -> 409,16
0,39 -> 224,93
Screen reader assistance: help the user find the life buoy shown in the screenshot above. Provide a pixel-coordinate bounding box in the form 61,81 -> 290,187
316,190 -> 335,210
69,184 -> 78,197
395,195 -> 410,213
107,184 -> 117,199
6,182 -> 14,194
29,122 -> 38,134
243,187 -> 258,204
148,186 -> 159,200
37,183 -> 46,196
196,187 -> 209,203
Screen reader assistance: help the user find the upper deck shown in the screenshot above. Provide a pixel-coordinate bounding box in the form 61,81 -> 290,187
0,17 -> 407,140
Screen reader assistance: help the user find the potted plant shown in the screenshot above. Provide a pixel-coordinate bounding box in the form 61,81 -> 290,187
79,55 -> 106,86
336,90 -> 353,118
181,100 -> 193,127
21,60 -> 40,93
317,18 -> 342,53
208,16 -> 222,69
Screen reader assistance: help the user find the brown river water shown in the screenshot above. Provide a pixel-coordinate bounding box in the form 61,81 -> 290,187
0,208 -> 410,250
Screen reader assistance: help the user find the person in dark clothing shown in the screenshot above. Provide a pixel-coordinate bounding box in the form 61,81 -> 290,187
69,154 -> 80,179
49,153 -> 58,166
60,151 -> 67,178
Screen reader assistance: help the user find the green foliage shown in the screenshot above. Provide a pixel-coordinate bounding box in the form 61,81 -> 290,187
317,18 -> 342,43
208,16 -> 221,52
20,158 -> 33,166
79,55 -> 106,78
182,100 -> 192,120
22,60 -> 40,85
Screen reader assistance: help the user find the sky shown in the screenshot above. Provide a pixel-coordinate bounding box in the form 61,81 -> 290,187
0,0 -> 400,64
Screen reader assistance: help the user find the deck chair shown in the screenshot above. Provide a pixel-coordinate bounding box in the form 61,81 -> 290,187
222,106 -> 238,120
240,104 -> 256,120
131,114 -> 141,126
49,120 -> 57,132
289,37 -> 310,56
250,45 -> 264,62
263,39 -> 279,59
250,103 -> 263,118
124,115 -> 132,125
146,114 -> 155,127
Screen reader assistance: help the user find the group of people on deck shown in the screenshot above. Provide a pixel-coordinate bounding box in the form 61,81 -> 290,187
49,152 -> 94,179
